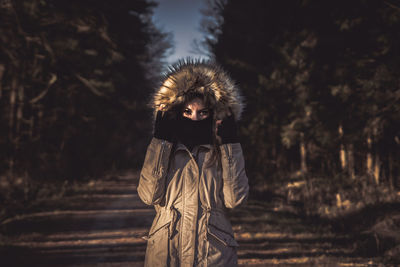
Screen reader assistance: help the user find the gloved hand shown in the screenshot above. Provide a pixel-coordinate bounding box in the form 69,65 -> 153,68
153,110 -> 176,142
217,114 -> 239,144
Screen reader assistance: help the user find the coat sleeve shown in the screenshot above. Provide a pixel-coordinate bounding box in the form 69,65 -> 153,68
220,143 -> 249,209
138,137 -> 173,205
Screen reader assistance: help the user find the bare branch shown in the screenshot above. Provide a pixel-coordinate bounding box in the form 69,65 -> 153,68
75,74 -> 106,97
29,73 -> 57,104
384,0 -> 400,11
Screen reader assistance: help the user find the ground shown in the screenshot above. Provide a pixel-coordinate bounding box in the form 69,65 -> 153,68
0,171 -> 388,266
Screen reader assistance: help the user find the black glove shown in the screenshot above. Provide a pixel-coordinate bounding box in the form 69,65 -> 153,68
217,114 -> 239,144
154,110 -> 176,142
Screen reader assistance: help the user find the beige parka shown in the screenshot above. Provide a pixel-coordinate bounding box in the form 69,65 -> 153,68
138,60 -> 249,267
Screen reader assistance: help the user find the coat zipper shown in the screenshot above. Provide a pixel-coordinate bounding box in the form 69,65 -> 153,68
224,145 -> 232,180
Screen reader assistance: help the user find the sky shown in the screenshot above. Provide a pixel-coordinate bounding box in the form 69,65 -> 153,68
152,0 -> 209,65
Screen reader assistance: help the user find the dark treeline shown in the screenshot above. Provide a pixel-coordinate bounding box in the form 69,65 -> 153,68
201,0 -> 400,194
0,0 -> 170,204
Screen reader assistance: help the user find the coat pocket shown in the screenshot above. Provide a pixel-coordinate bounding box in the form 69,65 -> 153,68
207,223 -> 239,266
144,221 -> 170,267
207,211 -> 238,247
208,223 -> 238,247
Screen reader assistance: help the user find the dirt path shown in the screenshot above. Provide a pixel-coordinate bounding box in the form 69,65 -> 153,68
0,172 -> 381,266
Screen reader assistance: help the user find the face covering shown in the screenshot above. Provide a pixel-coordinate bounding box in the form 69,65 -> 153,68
176,116 -> 214,151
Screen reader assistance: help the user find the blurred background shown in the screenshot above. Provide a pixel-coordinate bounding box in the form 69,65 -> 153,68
1,0 -> 400,265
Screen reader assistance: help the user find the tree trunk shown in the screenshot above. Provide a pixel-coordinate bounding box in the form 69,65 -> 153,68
367,134 -> 373,174
371,126 -> 380,185
388,153 -> 394,189
9,77 -> 17,141
16,85 -> 24,143
374,154 -> 380,185
37,106 -> 43,139
338,125 -> 355,179
0,64 -> 5,98
347,143 -> 355,179
339,124 -> 347,170
300,132 -> 307,173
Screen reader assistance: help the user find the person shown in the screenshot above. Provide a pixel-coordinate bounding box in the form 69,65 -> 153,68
138,60 -> 249,267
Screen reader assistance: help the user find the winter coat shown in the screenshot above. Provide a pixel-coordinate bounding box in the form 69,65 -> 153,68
138,60 -> 249,267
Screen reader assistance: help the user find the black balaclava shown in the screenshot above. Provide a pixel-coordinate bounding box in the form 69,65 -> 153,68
175,115 -> 214,151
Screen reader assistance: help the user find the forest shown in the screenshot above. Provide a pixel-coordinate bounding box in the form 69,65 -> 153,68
201,0 -> 400,215
0,0 -> 170,218
1,0 -> 400,265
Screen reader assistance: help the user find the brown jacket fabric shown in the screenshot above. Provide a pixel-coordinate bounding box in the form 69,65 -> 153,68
138,138 -> 249,267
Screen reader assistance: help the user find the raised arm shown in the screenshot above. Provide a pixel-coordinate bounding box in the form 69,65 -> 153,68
138,110 -> 176,205
217,114 -> 249,209
138,138 -> 173,205
220,143 -> 249,208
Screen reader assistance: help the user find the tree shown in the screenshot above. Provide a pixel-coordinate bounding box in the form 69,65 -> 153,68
0,0 -> 172,180
200,0 -> 400,187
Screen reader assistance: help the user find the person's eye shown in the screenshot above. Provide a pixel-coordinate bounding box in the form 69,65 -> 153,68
200,110 -> 209,116
183,109 -> 192,115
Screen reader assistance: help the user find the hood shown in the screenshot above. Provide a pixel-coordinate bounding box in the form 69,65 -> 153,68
151,59 -> 244,120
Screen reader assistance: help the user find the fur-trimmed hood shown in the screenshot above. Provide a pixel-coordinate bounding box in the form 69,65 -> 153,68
151,59 -> 244,120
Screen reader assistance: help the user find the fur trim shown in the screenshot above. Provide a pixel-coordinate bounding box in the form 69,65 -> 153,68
151,59 -> 244,120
